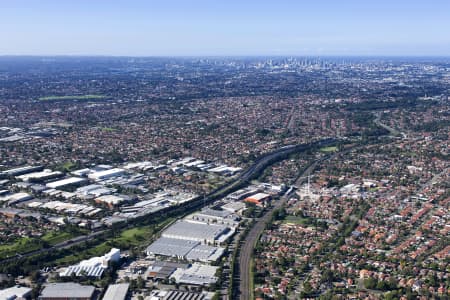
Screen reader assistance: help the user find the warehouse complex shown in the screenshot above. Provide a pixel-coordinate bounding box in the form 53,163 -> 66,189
146,237 -> 224,262
170,264 -> 219,286
146,213 -> 236,262
161,220 -> 233,244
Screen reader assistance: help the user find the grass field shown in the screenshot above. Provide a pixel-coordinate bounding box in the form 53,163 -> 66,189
55,219 -> 174,266
55,226 -> 155,265
101,127 -> 117,132
38,95 -> 106,101
42,231 -> 77,246
282,215 -> 312,225
320,146 -> 338,153
0,230 -> 87,260
58,161 -> 77,172
0,237 -> 42,259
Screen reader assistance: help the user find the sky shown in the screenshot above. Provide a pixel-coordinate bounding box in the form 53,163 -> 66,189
0,0 -> 449,56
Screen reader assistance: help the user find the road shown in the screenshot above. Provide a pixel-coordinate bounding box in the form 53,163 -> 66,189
238,161 -> 320,300
0,138 -> 338,265
237,195 -> 287,300
374,113 -> 407,138
286,105 -> 297,134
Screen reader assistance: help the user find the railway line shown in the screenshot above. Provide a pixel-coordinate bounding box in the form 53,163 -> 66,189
0,138 -> 338,267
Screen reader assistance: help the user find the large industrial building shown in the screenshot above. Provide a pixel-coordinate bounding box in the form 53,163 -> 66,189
185,244 -> 224,262
244,192 -> 271,207
0,286 -> 32,300
0,165 -> 44,177
39,283 -> 95,300
189,207 -> 240,226
150,290 -> 215,300
170,263 -> 218,286
146,237 -> 224,262
161,220 -> 232,244
221,201 -> 246,214
146,237 -> 200,258
88,168 -> 125,181
146,261 -> 189,280
16,170 -> 63,182
60,248 -> 120,278
94,194 -> 129,207
102,283 -> 129,300
0,192 -> 33,205
146,209 -> 236,262
46,177 -> 87,189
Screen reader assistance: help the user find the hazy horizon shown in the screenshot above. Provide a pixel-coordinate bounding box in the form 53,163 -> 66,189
1,54 -> 450,59
1,0 -> 449,57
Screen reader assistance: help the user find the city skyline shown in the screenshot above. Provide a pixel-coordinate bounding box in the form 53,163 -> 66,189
1,0 -> 450,57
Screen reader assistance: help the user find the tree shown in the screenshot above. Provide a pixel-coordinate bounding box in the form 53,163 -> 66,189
303,280 -> 313,294
321,269 -> 335,284
30,270 -> 41,283
129,279 -> 137,291
363,277 -> 377,289
376,280 -> 389,291
137,276 -> 145,289
273,207 -> 286,221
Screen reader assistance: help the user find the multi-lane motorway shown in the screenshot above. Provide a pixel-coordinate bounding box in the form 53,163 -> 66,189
236,155 -> 328,300
0,138 -> 338,268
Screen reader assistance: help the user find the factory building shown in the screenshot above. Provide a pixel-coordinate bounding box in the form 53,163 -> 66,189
146,237 -> 200,259
0,165 -> 44,177
0,192 -> 33,205
146,237 -> 224,262
161,220 -> 232,244
244,192 -> 271,207
88,168 -> 125,181
39,283 -> 95,300
170,263 -> 218,286
150,290 -> 214,300
16,170 -> 63,182
102,283 -> 129,300
189,207 -> 240,226
60,248 -> 120,278
46,177 -> 87,189
146,261 -> 189,280
0,286 -> 32,300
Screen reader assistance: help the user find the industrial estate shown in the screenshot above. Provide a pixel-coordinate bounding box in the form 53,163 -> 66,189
0,56 -> 449,300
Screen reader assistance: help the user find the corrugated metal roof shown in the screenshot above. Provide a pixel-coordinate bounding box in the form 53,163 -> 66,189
102,283 -> 129,300
40,283 -> 95,298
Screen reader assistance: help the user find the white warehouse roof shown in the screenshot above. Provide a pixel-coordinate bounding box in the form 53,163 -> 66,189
88,168 -> 125,181
170,263 -> 218,286
162,220 -> 230,243
102,283 -> 129,300
46,177 -> 87,189
0,286 -> 32,300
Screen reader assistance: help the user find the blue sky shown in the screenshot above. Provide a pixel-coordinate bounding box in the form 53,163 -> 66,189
0,0 -> 449,56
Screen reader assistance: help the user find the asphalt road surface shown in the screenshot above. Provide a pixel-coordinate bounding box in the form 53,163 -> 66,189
237,159 -> 324,300
238,196 -> 288,300
0,139 -> 337,266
